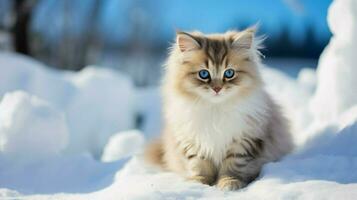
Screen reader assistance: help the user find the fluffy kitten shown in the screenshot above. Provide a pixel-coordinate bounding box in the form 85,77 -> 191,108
145,27 -> 293,190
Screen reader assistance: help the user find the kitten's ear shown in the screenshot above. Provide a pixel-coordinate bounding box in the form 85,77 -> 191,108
231,27 -> 256,50
176,31 -> 201,52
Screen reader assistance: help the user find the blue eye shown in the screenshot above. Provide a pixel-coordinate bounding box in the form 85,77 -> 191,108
224,69 -> 235,79
198,70 -> 210,79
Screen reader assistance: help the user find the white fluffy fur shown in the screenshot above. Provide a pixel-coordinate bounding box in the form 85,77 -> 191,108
164,88 -> 269,165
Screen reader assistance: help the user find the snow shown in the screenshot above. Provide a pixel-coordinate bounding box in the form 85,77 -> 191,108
64,67 -> 136,157
0,154 -> 127,194
297,68 -> 316,93
0,0 -> 357,199
102,130 -> 145,162
0,91 -> 68,163
0,52 -> 136,157
261,66 -> 315,145
310,0 -> 357,123
134,87 -> 162,138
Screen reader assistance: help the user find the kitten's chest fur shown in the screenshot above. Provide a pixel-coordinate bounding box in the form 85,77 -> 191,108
165,92 -> 268,165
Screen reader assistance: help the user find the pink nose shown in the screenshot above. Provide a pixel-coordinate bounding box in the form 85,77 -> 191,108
213,87 -> 222,93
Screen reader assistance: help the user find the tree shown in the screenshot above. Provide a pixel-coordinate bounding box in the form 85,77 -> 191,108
12,0 -> 37,55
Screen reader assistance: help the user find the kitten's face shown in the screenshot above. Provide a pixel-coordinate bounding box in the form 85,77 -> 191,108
167,29 -> 262,103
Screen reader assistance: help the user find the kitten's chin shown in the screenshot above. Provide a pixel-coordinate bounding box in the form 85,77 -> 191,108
208,96 -> 227,103
200,92 -> 233,104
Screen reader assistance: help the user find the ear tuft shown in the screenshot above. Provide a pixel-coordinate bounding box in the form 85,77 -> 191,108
176,32 -> 201,52
231,26 -> 257,50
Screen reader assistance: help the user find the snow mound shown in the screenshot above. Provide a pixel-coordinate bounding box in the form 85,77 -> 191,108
310,0 -> 357,123
102,130 -> 145,162
297,68 -> 316,93
264,107 -> 357,185
0,52 -> 136,157
0,189 -> 20,198
0,154 -> 127,194
135,87 -> 162,138
261,66 -> 314,145
0,91 -> 68,162
65,67 -> 136,157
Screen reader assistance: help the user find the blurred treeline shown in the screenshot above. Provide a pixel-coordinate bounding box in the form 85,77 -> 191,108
0,0 -> 330,86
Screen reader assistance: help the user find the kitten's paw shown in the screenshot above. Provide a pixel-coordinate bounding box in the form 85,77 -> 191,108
216,177 -> 246,190
188,175 -> 215,186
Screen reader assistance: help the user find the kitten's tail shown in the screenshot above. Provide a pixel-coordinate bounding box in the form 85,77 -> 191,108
144,139 -> 164,168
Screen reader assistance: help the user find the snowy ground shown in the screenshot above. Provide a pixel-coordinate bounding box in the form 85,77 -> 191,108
1,0 -> 357,199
